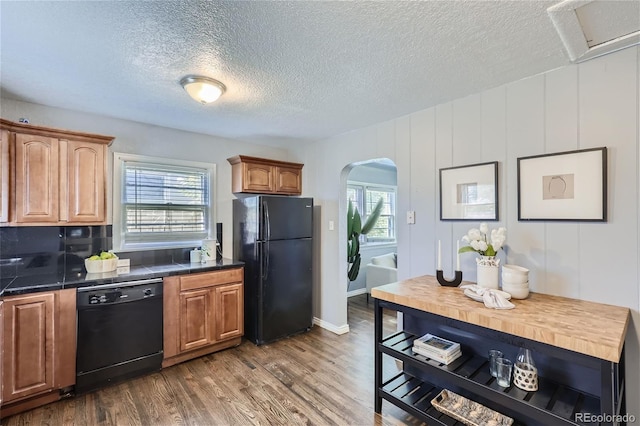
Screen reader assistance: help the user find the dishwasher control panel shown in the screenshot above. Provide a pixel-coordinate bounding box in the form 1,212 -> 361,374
77,280 -> 163,307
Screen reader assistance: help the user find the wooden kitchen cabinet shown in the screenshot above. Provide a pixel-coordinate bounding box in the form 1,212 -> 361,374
227,155 -> 303,195
0,118 -> 113,225
14,133 -> 60,223
163,268 -> 244,368
0,130 -> 9,223
213,282 -> 243,341
65,140 -> 106,223
0,289 -> 76,418
179,288 -> 214,352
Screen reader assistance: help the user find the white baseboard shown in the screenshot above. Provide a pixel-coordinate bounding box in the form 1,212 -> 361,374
313,317 -> 350,335
347,287 -> 367,298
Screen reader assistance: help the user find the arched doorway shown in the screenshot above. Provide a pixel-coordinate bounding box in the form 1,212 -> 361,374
342,158 -> 398,303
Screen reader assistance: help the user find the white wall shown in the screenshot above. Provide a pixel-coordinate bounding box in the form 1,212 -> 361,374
1,99 -> 295,257
306,47 -> 640,414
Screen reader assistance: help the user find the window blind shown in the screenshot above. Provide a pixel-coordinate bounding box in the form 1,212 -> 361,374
123,161 -> 210,243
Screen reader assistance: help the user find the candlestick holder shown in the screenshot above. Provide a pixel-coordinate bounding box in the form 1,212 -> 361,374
436,270 -> 463,287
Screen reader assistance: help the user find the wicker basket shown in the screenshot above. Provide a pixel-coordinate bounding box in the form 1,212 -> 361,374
85,257 -> 118,273
431,389 -> 514,426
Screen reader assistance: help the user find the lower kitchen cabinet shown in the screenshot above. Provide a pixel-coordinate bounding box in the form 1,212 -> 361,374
163,267 -> 244,368
0,288 -> 76,418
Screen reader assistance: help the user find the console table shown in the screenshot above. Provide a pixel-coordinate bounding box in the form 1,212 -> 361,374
372,275 -> 630,426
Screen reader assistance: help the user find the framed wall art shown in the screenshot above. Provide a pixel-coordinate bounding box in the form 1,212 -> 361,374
439,161 -> 498,221
517,147 -> 607,222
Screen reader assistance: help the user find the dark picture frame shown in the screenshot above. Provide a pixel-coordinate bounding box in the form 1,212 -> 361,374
517,147 -> 607,222
439,161 -> 498,221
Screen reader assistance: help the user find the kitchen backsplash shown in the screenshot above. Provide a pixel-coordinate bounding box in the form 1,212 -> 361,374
0,225 -> 112,279
0,223 -> 223,279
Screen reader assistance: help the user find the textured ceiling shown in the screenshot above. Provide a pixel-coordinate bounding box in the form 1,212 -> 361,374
0,1 -> 590,146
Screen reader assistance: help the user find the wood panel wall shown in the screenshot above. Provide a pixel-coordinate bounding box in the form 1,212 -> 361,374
304,45 -> 640,415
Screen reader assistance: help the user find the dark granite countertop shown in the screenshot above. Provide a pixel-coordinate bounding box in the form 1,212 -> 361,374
0,258 -> 244,297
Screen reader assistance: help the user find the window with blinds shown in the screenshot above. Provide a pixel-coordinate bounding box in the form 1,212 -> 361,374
347,183 -> 396,244
113,153 -> 215,250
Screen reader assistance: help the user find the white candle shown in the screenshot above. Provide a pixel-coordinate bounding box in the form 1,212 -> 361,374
456,240 -> 460,271
437,240 -> 442,270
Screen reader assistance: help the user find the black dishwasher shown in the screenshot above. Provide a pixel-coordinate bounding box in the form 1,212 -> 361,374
76,278 -> 163,394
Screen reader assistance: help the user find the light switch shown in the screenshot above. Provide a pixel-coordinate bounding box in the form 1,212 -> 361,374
329,220 -> 335,231
407,211 -> 415,224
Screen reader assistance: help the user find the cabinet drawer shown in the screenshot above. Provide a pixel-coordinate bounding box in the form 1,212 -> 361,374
179,268 -> 243,291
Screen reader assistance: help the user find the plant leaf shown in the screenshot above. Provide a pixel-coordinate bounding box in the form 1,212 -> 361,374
347,201 -> 354,237
348,254 -> 361,281
348,235 -> 359,259
352,206 -> 362,235
458,246 -> 477,254
361,198 -> 384,235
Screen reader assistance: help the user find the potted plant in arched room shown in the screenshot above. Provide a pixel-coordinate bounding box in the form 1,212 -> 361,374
347,198 -> 384,288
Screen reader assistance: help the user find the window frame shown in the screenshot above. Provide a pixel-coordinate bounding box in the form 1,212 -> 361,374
347,180 -> 397,245
113,152 -> 216,251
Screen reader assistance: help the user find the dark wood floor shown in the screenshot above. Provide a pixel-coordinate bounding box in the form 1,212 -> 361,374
3,294 -> 423,425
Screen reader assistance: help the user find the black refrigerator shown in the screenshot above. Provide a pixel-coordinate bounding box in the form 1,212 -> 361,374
233,195 -> 313,345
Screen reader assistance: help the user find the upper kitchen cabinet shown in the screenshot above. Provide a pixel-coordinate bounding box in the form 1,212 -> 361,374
0,130 -> 9,223
227,155 -> 303,195
14,133 -> 60,223
0,119 -> 113,225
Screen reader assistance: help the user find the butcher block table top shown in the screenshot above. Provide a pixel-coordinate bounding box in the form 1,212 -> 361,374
372,275 -> 630,363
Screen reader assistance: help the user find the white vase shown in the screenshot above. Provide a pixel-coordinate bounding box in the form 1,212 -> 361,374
476,256 -> 500,289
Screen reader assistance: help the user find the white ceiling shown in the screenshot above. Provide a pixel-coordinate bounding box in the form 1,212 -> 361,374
0,1 -> 636,146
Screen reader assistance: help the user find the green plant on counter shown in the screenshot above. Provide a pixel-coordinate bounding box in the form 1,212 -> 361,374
347,198 -> 384,283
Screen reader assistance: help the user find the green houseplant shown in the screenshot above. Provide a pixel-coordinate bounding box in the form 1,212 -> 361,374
347,198 -> 384,283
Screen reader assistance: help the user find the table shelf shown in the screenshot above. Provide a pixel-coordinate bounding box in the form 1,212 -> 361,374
381,371 -> 528,426
380,331 -> 601,425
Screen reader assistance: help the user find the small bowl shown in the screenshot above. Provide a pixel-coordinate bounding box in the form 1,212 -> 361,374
502,283 -> 530,299
85,257 -> 118,273
502,279 -> 529,288
502,264 -> 529,275
502,267 -> 529,284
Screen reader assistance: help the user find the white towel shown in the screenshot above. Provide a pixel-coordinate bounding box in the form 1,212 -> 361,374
460,285 -> 515,310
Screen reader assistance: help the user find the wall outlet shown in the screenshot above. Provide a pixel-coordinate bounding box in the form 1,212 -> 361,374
407,211 -> 416,224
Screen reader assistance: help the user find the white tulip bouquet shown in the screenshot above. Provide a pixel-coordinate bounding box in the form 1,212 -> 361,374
459,223 -> 506,257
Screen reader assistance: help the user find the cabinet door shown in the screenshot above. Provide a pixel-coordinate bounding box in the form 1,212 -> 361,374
213,283 -> 243,341
179,288 -> 214,352
2,292 -> 55,403
15,134 -> 59,223
55,289 -> 76,389
0,130 -> 9,223
243,162 -> 274,192
275,166 -> 302,195
0,300 -> 3,405
65,140 -> 106,223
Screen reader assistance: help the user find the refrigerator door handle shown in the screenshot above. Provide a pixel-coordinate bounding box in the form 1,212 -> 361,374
258,241 -> 267,281
263,200 -> 271,242
264,239 -> 270,281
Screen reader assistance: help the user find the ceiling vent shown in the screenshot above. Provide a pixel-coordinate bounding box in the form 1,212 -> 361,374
548,0 -> 640,62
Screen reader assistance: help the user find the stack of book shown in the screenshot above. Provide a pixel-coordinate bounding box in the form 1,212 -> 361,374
412,333 -> 462,365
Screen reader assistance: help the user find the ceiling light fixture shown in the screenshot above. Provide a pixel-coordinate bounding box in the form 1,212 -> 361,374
180,75 -> 226,104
